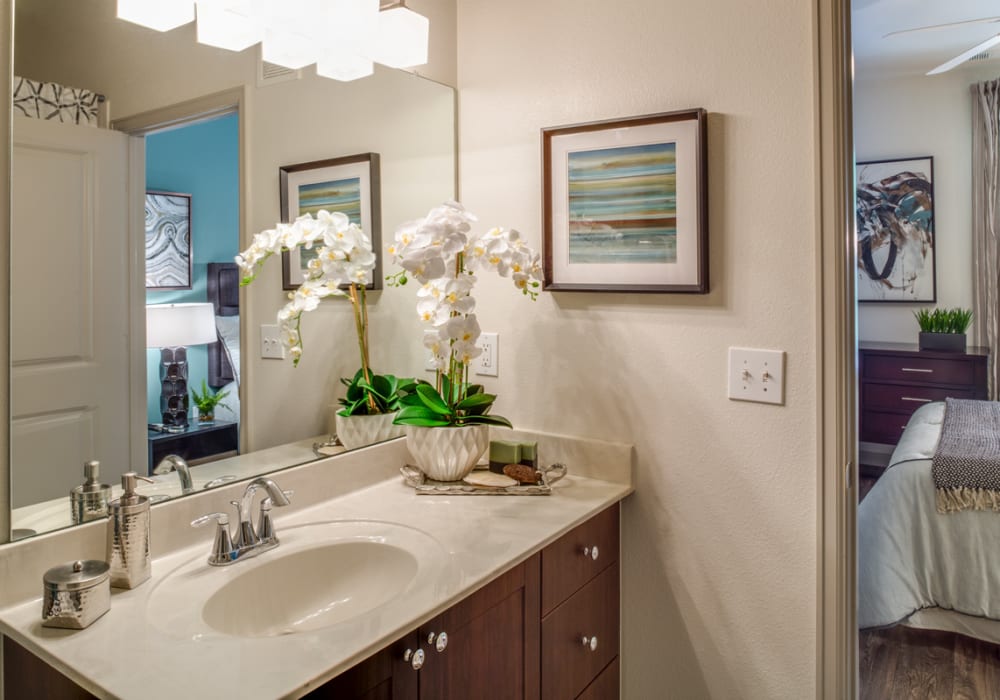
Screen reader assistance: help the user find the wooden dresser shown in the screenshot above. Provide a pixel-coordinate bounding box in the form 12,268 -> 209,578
859,341 -> 989,449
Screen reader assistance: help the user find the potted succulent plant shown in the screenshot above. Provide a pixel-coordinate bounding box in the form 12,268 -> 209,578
235,211 -> 406,448
914,307 -> 973,352
190,379 -> 231,425
388,201 -> 542,481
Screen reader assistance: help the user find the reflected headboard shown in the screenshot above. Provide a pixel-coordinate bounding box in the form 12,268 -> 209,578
207,262 -> 239,388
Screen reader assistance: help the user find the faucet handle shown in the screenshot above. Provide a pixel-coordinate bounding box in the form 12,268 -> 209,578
257,498 -> 276,545
191,512 -> 237,566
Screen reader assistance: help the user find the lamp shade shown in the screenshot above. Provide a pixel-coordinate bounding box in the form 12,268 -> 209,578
146,303 -> 217,348
373,6 -> 429,68
117,0 -> 195,32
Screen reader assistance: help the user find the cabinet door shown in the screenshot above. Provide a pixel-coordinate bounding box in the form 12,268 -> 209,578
305,632 -> 419,700
418,555 -> 540,700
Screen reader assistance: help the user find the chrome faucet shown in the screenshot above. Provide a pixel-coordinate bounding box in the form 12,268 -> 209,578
153,454 -> 194,494
191,477 -> 292,567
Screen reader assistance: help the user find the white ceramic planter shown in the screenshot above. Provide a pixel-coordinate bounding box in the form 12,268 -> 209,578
334,411 -> 405,450
405,424 -> 490,482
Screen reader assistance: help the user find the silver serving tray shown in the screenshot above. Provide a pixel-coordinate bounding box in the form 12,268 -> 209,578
400,463 -> 567,495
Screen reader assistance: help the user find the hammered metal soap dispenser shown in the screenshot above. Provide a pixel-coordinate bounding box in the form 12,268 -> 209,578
107,471 -> 154,589
70,460 -> 112,524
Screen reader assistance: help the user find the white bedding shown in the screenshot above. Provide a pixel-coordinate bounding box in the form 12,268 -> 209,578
858,401 -> 1000,630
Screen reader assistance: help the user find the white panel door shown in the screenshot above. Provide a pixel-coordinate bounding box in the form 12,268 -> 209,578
11,117 -> 132,507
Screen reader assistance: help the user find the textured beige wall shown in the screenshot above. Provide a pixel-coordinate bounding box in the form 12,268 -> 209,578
854,65 -> 999,343
455,0 -> 819,696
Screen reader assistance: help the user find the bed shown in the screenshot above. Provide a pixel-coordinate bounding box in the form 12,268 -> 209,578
858,400 -> 1000,643
206,262 -> 240,426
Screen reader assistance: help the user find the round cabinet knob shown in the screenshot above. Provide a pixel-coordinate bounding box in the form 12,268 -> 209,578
583,545 -> 599,561
427,631 -> 449,652
404,648 -> 425,670
581,635 -> 598,652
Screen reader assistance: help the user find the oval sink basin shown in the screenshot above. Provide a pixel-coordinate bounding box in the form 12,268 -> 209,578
202,541 -> 417,637
147,520 -> 450,641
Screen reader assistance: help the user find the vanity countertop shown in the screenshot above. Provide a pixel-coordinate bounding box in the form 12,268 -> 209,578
0,433 -> 632,700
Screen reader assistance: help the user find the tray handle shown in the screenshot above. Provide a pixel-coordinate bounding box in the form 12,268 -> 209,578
543,462 -> 568,485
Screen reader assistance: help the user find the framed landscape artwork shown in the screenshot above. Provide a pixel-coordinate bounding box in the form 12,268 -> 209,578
855,156 -> 936,303
145,191 -> 192,290
279,152 -> 382,290
542,109 -> 708,293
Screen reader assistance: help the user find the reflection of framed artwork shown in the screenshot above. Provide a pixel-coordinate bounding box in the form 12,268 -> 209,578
542,109 -> 708,293
856,157 -> 936,303
145,191 -> 192,290
279,153 -> 382,290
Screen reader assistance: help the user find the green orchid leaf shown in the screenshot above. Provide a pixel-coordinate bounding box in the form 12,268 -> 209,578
456,393 -> 496,411
461,414 -> 513,428
393,405 -> 451,426
416,384 -> 452,416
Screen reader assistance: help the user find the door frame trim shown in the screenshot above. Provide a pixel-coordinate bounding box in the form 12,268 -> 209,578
815,0 -> 857,697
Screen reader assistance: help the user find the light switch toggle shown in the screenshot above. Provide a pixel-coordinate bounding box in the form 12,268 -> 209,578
728,347 -> 785,405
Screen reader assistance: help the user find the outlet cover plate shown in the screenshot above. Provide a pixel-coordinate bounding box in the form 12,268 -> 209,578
728,347 -> 785,405
476,332 -> 499,377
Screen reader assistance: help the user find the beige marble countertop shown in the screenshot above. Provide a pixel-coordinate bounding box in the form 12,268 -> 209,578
0,431 -> 632,700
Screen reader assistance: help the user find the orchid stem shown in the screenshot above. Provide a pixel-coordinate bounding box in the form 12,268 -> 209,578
349,283 -> 377,413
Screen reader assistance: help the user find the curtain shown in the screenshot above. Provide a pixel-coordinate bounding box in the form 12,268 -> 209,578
971,78 -> 1000,399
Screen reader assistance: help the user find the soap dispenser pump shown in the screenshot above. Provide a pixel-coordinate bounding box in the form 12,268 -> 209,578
107,471 -> 154,589
70,460 -> 112,524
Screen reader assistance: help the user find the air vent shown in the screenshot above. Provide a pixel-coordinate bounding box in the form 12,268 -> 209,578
257,56 -> 302,87
970,51 -> 992,63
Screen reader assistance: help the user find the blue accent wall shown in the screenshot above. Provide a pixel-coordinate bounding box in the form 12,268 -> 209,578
146,113 -> 239,423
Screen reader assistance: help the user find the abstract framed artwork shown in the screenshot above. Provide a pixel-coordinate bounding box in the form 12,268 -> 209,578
542,109 -> 708,293
145,191 -> 192,290
856,156 -> 936,303
279,153 -> 382,291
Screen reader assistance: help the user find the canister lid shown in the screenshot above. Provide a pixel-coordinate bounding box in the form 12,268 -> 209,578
43,560 -> 110,591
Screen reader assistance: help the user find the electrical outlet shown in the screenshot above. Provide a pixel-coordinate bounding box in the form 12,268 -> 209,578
476,332 -> 499,377
261,324 -> 285,360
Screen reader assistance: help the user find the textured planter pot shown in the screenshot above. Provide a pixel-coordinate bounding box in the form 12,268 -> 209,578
334,411 -> 405,450
405,425 -> 490,482
918,332 -> 966,353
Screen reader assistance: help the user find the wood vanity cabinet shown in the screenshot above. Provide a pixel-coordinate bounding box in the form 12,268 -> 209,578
315,501 -> 622,700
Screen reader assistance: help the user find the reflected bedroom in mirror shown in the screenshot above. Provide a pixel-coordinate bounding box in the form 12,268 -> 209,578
8,0 -> 455,541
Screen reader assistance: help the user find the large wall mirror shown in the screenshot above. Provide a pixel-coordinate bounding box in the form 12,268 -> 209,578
7,0 -> 455,541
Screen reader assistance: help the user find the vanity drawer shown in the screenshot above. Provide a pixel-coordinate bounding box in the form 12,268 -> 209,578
541,562 -> 619,700
577,657 -> 619,700
542,502 -> 619,616
863,355 -> 975,385
862,383 -> 972,411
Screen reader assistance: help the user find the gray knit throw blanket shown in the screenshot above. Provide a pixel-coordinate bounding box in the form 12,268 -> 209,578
933,398 -> 1000,513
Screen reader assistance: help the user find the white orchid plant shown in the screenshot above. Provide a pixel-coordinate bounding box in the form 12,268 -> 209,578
236,210 -> 415,416
387,201 -> 542,428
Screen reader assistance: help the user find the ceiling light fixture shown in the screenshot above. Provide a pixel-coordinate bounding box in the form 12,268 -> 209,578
116,0 -> 429,82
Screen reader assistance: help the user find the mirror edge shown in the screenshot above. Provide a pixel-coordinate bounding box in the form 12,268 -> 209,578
1,0 -> 11,545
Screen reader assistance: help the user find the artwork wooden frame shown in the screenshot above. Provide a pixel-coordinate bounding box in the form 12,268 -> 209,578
856,156 -> 936,303
542,109 -> 708,293
279,153 -> 382,291
144,190 -> 192,290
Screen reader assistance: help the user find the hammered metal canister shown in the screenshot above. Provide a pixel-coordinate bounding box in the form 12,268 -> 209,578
107,472 -> 152,589
41,560 -> 110,629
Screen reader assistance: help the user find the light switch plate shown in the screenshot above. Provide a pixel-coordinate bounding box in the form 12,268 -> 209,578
728,347 -> 785,405
261,324 -> 285,360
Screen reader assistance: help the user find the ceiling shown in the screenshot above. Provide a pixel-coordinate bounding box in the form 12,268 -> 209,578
852,0 -> 1000,76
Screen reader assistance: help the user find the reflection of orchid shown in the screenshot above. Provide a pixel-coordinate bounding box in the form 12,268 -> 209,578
388,201 -> 542,427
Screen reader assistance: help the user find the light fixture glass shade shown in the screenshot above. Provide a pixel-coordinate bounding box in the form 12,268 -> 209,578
195,0 -> 263,51
373,7 -> 429,68
261,28 -> 318,69
117,0 -> 195,32
317,52 -> 374,81
146,303 -> 217,348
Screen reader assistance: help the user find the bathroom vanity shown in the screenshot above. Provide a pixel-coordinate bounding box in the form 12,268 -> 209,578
0,432 -> 631,699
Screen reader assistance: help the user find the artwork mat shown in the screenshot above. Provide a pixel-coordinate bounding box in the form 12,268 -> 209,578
543,109 -> 708,293
856,156 -> 936,303
144,190 -> 192,290
279,153 -> 382,290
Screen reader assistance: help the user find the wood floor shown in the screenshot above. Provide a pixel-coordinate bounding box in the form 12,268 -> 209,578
858,471 -> 1000,699
860,625 -> 1000,699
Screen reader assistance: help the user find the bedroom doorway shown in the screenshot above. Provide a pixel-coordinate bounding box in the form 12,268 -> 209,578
113,87 -> 248,473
